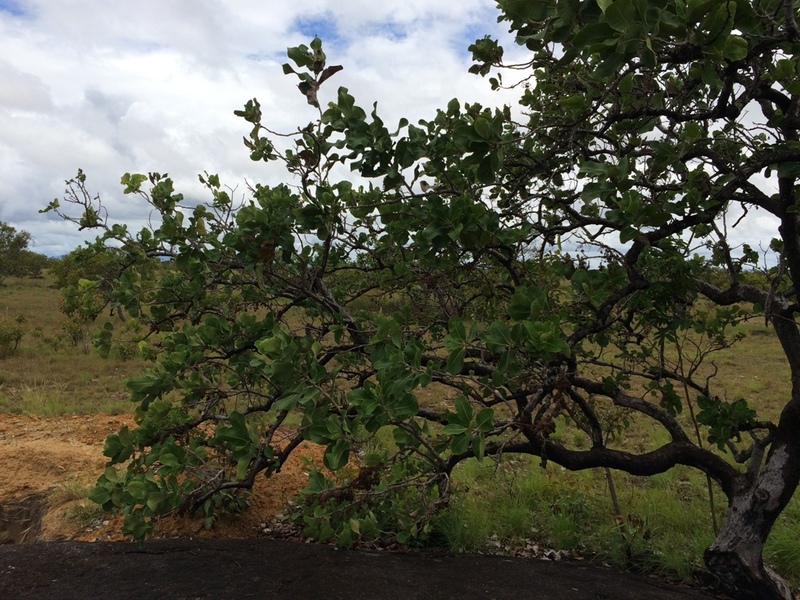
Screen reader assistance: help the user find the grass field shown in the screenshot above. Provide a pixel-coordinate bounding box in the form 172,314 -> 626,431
0,275 -> 145,415
1,274 -> 799,585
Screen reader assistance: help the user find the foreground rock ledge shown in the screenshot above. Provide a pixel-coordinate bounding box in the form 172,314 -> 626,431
0,538 -> 725,600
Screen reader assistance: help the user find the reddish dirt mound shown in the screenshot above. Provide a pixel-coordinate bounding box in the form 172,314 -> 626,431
0,413 -> 324,543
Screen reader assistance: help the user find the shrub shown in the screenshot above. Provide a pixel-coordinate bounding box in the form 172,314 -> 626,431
0,317 -> 24,358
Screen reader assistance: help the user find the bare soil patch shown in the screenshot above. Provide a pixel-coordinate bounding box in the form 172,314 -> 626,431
0,413 -> 323,543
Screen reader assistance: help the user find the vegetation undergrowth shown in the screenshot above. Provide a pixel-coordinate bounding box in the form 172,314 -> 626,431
436,456 -> 800,587
3,273 -> 799,588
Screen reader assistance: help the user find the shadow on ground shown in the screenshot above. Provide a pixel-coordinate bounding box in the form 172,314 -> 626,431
0,538 -> 728,599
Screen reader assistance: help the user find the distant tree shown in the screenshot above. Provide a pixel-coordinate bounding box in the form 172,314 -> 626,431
49,246 -> 125,291
0,222 -> 41,284
50,246 -> 128,318
46,2 -> 800,597
0,316 -> 24,358
15,249 -> 50,279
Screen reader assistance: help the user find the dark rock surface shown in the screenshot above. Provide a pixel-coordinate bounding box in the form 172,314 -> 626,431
0,538 -> 727,599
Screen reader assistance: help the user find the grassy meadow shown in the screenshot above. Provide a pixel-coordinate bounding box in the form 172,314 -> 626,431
0,275 -> 145,415
1,273 -> 799,585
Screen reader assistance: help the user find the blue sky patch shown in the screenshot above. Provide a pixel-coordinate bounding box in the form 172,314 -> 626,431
0,0 -> 26,17
368,21 -> 407,41
295,15 -> 341,46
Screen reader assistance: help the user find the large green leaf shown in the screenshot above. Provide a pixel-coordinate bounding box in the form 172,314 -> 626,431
606,0 -> 637,32
323,439 -> 350,471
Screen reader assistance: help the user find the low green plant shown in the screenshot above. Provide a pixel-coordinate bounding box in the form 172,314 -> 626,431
50,478 -> 92,504
0,317 -> 24,358
291,450 -> 442,548
66,501 -> 106,531
765,503 -> 800,583
423,457 -> 730,584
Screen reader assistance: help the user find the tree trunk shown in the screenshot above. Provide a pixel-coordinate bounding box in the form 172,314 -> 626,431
704,431 -> 800,599
705,497 -> 793,599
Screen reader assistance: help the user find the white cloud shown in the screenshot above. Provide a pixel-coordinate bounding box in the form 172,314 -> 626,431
9,0 -> 777,265
0,59 -> 52,111
0,0 -> 523,256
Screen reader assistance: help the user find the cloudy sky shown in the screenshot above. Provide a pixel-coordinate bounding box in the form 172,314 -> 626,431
0,0 -> 523,256
0,0 -> 781,261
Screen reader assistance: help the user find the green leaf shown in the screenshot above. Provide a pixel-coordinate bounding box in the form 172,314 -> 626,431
159,453 -> 181,468
475,408 -> 494,432
597,0 -> 613,12
349,518 -> 361,535
120,173 -> 147,194
606,0 -> 637,32
323,439 -> 350,471
472,435 -> 486,461
473,117 -> 491,139
287,45 -> 313,69
447,98 -> 461,115
390,393 -> 419,420
484,321 -> 513,354
448,315 -> 467,341
509,295 -> 533,320
504,0 -> 550,21
450,432 -> 470,455
476,156 -> 496,184
146,492 -> 166,513
722,35 -> 748,62
557,94 -> 586,110
307,423 -> 334,445
127,480 -> 147,500
571,22 -> 615,50
442,423 -> 468,435
455,395 -> 473,425
446,347 -> 465,375
256,336 -> 282,355
393,426 -> 417,447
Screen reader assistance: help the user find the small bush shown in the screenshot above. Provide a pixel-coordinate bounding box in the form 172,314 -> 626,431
0,318 -> 24,358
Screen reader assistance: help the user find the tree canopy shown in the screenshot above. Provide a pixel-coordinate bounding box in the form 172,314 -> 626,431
0,222 -> 47,283
47,2 -> 800,598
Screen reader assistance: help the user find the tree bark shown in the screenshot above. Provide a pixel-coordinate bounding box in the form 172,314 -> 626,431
704,401 -> 800,600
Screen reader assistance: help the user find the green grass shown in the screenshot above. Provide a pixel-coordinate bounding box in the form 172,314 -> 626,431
431,453 -> 800,587
713,322 -> 791,421
765,500 -> 800,579
49,479 -> 106,530
434,458 -> 718,580
0,275 -> 144,415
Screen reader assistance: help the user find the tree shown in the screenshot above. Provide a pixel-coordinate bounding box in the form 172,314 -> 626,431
46,3 -> 800,597
49,246 -> 125,292
15,250 -> 49,279
49,245 -> 134,351
0,222 -> 45,284
49,245 -> 149,322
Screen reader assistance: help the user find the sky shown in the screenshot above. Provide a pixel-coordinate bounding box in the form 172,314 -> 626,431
0,0 -> 521,256
0,0 -> 781,262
